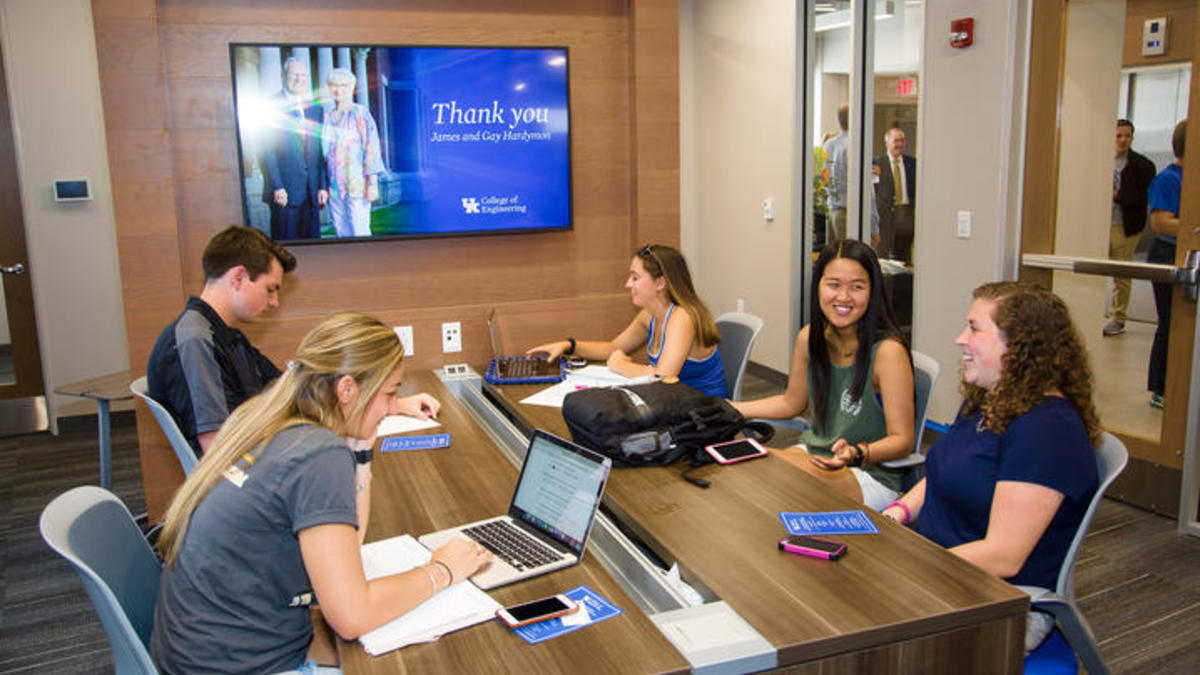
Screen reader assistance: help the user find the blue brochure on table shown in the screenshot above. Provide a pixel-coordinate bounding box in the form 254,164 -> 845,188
512,585 -> 623,645
380,433 -> 452,452
779,509 -> 880,536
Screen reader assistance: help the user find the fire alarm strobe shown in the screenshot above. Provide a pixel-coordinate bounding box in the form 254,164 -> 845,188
950,17 -> 973,49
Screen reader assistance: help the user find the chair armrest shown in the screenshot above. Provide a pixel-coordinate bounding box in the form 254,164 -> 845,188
754,417 -> 812,433
880,452 -> 925,469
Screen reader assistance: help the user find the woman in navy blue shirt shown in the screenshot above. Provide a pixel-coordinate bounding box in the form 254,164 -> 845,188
881,282 -> 1099,652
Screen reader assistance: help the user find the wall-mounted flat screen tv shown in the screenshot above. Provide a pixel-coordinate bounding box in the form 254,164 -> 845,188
230,44 -> 572,243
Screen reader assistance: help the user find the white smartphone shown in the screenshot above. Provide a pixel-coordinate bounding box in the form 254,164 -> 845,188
495,594 -> 579,628
704,438 -> 768,464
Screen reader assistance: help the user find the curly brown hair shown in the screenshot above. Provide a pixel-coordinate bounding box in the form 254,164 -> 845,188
960,282 -> 1101,443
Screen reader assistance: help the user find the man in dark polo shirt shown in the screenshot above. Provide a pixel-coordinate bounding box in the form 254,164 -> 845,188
148,226 -> 296,457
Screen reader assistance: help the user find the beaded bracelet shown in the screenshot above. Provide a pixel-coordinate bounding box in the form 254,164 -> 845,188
886,500 -> 911,526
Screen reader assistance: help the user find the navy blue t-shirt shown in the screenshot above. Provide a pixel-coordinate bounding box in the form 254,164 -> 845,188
917,397 -> 1098,589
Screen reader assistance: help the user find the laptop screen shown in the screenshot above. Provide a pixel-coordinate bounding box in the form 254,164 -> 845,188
509,431 -> 611,555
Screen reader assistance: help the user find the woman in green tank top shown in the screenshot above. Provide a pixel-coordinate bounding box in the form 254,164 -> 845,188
733,240 -> 915,510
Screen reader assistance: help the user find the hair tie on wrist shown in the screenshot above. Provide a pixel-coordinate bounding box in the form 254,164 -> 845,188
887,500 -> 911,526
565,337 -> 577,356
849,443 -> 865,467
432,559 -> 454,588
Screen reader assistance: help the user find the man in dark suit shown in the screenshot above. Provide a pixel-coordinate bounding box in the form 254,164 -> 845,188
1104,118 -> 1156,337
259,56 -> 327,241
872,127 -> 916,262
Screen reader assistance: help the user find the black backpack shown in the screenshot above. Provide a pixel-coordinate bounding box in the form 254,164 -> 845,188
561,381 -> 774,469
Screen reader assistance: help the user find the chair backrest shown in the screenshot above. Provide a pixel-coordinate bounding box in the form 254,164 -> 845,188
880,349 -> 939,469
910,350 -> 939,454
130,376 -> 198,476
40,486 -> 161,674
1056,431 -> 1128,603
714,312 -> 764,401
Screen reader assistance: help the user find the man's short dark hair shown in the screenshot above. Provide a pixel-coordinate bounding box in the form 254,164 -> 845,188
202,226 -> 296,282
1172,119 -> 1187,159
836,103 -> 849,131
1117,118 -> 1134,134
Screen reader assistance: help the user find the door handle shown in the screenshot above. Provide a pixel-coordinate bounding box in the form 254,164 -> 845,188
0,262 -> 25,275
1023,252 -> 1200,301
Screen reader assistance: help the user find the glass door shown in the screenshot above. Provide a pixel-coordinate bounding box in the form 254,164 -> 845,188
798,0 -> 920,339
1020,0 -> 1200,530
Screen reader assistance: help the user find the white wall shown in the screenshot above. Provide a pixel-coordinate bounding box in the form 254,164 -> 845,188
680,0 -> 797,373
913,0 -> 1031,423
0,0 -> 129,422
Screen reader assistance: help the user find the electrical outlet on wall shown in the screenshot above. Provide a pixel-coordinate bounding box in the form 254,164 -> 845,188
393,326 -> 414,356
442,321 -> 462,353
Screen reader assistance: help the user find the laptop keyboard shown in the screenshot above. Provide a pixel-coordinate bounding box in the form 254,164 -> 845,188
499,358 -> 559,378
462,520 -> 564,570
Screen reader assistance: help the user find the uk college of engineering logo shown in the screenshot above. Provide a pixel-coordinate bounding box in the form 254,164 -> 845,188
461,197 -> 480,214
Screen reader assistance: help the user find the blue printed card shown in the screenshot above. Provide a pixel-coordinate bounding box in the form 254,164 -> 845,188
512,585 -> 623,644
779,509 -> 880,536
379,433 -> 452,452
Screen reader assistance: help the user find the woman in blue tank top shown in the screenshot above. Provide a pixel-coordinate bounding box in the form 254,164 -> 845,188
529,244 -> 727,397
733,240 -> 914,510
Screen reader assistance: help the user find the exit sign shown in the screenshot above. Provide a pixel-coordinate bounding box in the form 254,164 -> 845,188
896,78 -> 917,96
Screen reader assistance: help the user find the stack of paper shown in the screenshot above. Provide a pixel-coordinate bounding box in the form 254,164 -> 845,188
520,365 -> 654,408
358,535 -> 501,655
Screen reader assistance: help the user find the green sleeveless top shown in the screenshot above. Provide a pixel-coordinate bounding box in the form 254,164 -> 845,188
799,340 -> 903,492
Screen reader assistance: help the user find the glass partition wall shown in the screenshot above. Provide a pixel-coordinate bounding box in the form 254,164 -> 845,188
798,0 -> 921,338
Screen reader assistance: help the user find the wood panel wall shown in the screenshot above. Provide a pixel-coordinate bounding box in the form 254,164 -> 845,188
1123,0 -> 1195,66
91,0 -> 680,519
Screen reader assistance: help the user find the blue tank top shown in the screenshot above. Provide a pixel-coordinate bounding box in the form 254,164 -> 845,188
647,305 -> 728,397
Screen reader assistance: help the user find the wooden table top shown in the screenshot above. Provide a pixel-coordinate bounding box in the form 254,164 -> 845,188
484,379 -> 1028,666
54,370 -> 134,402
338,370 -> 689,675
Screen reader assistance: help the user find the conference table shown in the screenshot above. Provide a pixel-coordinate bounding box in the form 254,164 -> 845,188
340,368 -> 1027,673
481,376 -> 1028,673
338,370 -> 688,674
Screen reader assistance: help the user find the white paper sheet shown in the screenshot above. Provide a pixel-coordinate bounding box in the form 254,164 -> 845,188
357,535 -> 501,656
375,414 -> 442,437
519,366 -> 654,408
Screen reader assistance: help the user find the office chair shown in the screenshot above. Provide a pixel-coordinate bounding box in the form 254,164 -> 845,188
714,311 -> 764,401
1022,431 -> 1128,675
880,349 -> 939,473
130,376 -> 198,476
40,486 -> 161,675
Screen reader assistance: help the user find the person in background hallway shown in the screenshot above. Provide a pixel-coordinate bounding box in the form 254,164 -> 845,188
822,103 -> 880,248
824,104 -> 850,244
322,67 -> 384,238
147,226 -> 437,457
151,312 -> 491,674
732,240 -> 913,510
527,244 -> 728,397
1103,119 -> 1156,337
259,56 -> 328,241
882,282 -> 1099,654
872,127 -> 916,263
1146,119 -> 1186,409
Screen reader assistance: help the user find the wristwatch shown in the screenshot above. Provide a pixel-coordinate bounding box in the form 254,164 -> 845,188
354,448 -> 373,465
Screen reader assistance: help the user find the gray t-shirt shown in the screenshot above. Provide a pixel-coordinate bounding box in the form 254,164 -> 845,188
151,424 -> 358,675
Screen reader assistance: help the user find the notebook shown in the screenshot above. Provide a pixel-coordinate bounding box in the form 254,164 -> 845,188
484,308 -> 566,384
418,429 -> 612,589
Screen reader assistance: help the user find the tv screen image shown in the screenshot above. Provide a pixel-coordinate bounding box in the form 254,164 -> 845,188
230,44 -> 572,243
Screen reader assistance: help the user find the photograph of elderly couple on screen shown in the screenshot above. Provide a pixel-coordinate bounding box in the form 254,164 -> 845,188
230,43 -> 573,244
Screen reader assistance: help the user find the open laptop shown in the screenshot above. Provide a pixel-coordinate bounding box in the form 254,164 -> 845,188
484,308 -> 566,384
418,430 -> 612,590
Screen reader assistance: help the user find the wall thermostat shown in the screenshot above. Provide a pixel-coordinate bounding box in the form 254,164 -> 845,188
1142,17 -> 1168,57
53,178 -> 92,202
